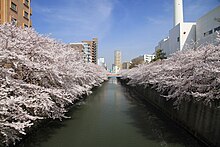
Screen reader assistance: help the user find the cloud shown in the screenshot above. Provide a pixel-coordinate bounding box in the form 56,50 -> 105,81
32,0 -> 114,42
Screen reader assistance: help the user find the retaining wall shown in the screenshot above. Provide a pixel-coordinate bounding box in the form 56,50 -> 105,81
119,78 -> 220,147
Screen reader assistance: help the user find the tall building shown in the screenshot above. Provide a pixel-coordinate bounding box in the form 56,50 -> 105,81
155,0 -> 220,57
114,50 -> 122,70
0,0 -> 32,28
70,42 -> 91,63
82,38 -> 98,64
98,57 -> 107,69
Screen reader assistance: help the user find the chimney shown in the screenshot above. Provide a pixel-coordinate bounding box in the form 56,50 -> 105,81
174,0 -> 184,26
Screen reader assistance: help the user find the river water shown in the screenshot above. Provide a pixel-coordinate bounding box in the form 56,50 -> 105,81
17,78 -> 205,147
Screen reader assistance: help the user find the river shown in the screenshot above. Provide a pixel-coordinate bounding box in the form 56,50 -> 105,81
17,78 -> 205,147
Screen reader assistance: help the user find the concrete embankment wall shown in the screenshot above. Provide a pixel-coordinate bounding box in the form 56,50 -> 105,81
119,78 -> 220,147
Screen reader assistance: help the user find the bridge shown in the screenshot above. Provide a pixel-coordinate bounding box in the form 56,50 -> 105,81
107,73 -> 122,78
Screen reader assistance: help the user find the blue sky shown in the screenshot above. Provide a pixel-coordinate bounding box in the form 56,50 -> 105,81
32,0 -> 220,68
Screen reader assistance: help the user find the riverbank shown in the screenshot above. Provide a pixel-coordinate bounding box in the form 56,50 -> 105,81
118,78 -> 220,147
119,35 -> 220,146
0,24 -> 108,146
11,84 -> 105,147
1,81 -> 107,147
15,78 -> 204,147
120,37 -> 220,109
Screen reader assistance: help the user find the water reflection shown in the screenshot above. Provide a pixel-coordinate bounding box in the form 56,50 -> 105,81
123,86 -> 206,147
109,77 -> 118,85
16,78 -> 206,147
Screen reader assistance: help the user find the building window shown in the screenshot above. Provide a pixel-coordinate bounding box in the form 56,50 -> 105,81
11,17 -> 17,25
23,11 -> 29,19
177,37 -> 180,42
214,26 -> 220,32
204,29 -> 213,37
11,2 -> 17,12
23,24 -> 29,28
24,0 -> 29,7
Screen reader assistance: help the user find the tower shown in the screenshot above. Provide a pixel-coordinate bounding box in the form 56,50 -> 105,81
114,50 -> 122,69
174,0 -> 184,26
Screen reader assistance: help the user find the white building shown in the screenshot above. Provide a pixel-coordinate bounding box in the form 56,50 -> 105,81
144,54 -> 155,63
196,6 -> 220,46
98,57 -> 107,69
70,42 -> 91,63
168,22 -> 196,55
155,37 -> 170,55
155,0 -> 220,57
131,54 -> 155,66
112,64 -> 120,73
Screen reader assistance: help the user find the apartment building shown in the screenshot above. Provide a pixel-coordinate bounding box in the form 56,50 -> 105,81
82,38 -> 98,64
70,43 -> 84,53
70,42 -> 91,63
0,0 -> 32,28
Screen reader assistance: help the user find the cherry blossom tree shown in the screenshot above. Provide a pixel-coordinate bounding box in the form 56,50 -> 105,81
120,33 -> 220,109
0,23 -> 107,146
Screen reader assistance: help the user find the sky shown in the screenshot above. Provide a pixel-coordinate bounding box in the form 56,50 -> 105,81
31,0 -> 220,68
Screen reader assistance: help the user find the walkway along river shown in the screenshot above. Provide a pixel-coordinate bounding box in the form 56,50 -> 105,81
17,78 -> 205,147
